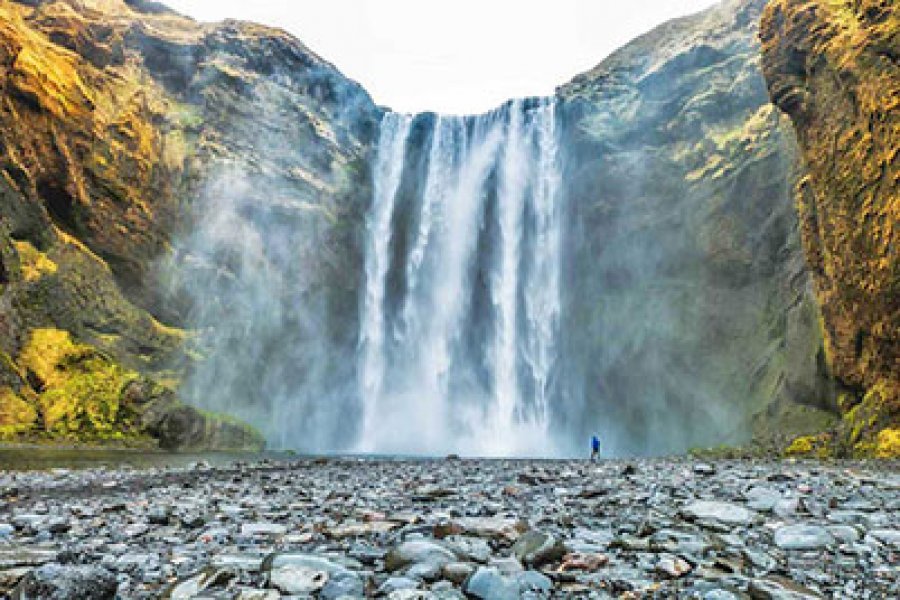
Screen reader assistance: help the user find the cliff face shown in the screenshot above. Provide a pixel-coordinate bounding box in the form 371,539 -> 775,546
0,0 -> 378,448
0,0 -> 892,455
761,0 -> 898,456
555,0 -> 836,455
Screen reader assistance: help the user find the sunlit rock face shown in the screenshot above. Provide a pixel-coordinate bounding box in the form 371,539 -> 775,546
0,0 -> 379,448
1,0 -> 862,455
554,0 -> 835,456
761,0 -> 899,456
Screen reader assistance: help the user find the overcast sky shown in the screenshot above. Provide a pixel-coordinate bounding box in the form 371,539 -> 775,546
164,0 -> 720,114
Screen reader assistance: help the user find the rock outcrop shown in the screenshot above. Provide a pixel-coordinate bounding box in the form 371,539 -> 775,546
0,0 -> 377,449
761,0 -> 898,456
555,0 -> 836,454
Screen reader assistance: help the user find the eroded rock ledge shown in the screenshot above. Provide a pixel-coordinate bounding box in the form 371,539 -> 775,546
761,0 -> 899,457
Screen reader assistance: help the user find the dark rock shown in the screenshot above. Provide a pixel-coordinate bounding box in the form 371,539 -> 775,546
13,563 -> 117,600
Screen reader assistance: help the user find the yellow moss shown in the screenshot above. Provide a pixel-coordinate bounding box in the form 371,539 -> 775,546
150,318 -> 189,342
0,387 -> 37,438
17,329 -> 139,440
785,435 -> 815,456
13,240 -> 58,282
18,328 -> 77,388
874,428 -> 900,459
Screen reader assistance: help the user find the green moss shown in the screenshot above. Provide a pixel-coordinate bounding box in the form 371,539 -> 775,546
873,428 -> 900,459
17,328 -> 142,442
0,387 -> 37,438
785,435 -> 814,456
13,240 -> 57,282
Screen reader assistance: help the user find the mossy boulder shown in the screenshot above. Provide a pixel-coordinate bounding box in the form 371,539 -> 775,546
4,328 -> 263,450
18,328 -> 142,441
123,378 -> 265,451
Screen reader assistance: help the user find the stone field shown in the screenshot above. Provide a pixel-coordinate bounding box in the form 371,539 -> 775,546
0,457 -> 897,598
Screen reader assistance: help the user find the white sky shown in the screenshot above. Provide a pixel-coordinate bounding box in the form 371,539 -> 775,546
163,0 -> 720,114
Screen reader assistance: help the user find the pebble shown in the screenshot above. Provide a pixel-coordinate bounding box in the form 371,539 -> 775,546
0,457 -> 894,598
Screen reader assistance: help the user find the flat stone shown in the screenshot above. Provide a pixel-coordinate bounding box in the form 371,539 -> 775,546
269,565 -> 329,594
384,540 -> 457,572
378,576 -> 420,595
682,501 -> 755,526
442,561 -> 475,584
512,529 -> 566,567
452,517 -> 524,541
744,487 -> 782,512
869,528 -> 900,547
240,522 -> 287,537
463,566 -> 519,600
748,577 -> 821,599
0,547 -> 58,570
773,525 -> 834,550
656,555 -> 692,578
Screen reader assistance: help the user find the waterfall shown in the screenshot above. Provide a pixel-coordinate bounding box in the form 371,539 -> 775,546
359,98 -> 562,456
359,112 -> 413,451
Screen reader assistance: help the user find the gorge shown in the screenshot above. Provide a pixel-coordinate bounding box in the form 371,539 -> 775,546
0,0 -> 896,458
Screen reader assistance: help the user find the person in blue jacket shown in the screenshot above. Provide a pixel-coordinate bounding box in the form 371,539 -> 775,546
590,435 -> 600,461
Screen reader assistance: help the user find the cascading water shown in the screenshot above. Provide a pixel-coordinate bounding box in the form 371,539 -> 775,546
359,113 -> 413,450
358,98 -> 563,456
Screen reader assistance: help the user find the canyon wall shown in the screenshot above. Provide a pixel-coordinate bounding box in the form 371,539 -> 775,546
0,0 -> 893,455
761,0 -> 898,456
555,0 -> 835,455
0,0 -> 378,448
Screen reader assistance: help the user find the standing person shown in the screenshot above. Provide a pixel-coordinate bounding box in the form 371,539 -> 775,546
590,435 -> 600,461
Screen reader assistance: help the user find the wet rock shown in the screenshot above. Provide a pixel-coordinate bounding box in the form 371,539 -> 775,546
269,565 -> 329,594
773,525 -> 834,550
14,563 -> 117,599
379,576 -> 420,595
442,561 -> 475,584
240,523 -> 286,537
682,501 -> 755,526
748,577 -> 821,599
512,530 -> 566,567
0,457 -> 894,598
655,554 -> 692,578
384,540 -> 457,572
463,566 -> 519,600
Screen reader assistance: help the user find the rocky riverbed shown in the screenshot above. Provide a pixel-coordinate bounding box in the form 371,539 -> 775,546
0,457 -> 897,599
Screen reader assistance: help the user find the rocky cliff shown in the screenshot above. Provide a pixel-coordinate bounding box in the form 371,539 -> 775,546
0,0 -> 893,455
0,0 -> 378,449
555,0 -> 838,455
761,0 -> 898,456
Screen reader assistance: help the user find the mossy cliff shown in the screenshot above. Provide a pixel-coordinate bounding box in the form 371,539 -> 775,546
0,0 -> 893,455
761,0 -> 898,457
555,0 -> 838,455
0,0 -> 377,449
